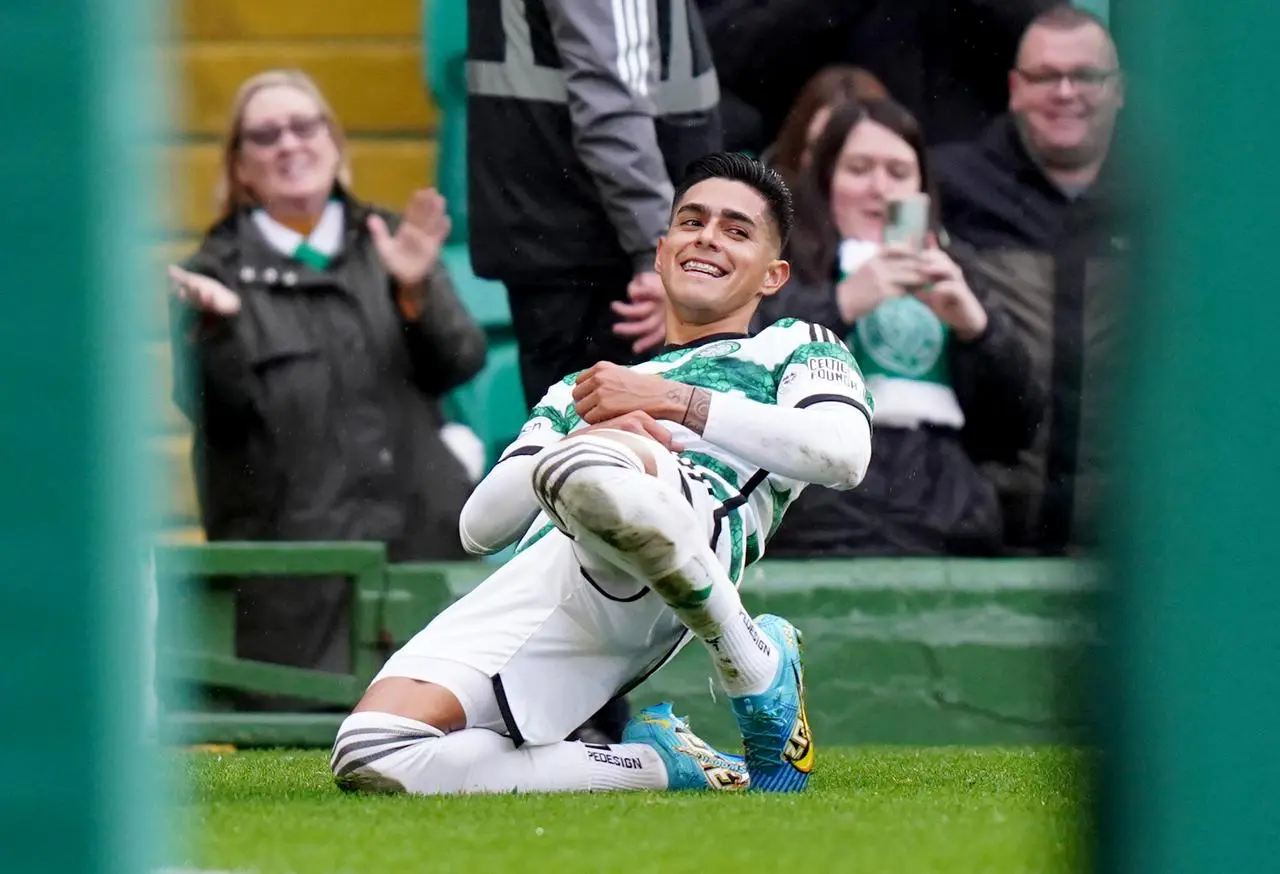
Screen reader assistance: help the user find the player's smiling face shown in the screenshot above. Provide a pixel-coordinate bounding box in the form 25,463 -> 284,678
657,178 -> 789,325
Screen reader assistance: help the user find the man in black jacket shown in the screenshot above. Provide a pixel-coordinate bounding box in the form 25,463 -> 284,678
932,5 -> 1126,554
466,0 -> 722,409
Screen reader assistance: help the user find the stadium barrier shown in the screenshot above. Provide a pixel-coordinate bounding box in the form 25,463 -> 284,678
154,543 -> 1099,749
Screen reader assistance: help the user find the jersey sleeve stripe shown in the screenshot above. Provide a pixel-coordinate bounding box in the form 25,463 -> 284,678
794,393 -> 873,427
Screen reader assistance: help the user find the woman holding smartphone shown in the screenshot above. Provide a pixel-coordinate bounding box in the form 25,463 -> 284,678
755,98 -> 1042,557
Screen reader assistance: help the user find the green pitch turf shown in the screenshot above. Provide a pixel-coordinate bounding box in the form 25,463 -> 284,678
173,747 -> 1088,874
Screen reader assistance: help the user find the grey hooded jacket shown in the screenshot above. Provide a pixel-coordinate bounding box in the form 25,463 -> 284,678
466,0 -> 722,282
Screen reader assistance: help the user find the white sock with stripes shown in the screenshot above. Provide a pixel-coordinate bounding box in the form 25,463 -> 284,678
331,712 -> 667,795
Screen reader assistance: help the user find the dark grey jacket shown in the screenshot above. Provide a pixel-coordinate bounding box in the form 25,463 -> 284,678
466,0 -> 722,282
933,116 -> 1130,555
170,189 -> 487,561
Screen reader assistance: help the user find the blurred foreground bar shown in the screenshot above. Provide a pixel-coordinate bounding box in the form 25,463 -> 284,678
1101,2 -> 1280,872
0,2 -> 164,872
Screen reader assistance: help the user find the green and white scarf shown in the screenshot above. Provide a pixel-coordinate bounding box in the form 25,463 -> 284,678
840,239 -> 965,429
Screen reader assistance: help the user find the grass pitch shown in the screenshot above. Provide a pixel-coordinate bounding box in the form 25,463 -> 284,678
174,746 -> 1087,874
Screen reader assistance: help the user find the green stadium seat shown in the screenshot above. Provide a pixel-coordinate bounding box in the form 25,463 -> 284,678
444,339 -> 527,467
424,0 -> 469,243
440,243 -> 511,331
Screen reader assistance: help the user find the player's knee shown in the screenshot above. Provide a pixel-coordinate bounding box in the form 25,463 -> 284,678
531,433 -> 646,521
330,712 -> 442,795
534,435 -> 695,573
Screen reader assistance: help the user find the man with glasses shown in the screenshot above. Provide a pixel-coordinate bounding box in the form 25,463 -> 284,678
1008,8 -> 1122,193
932,4 -> 1126,556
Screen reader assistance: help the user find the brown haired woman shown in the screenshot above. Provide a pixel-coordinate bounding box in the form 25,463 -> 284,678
763,65 -> 889,178
757,98 -> 1042,557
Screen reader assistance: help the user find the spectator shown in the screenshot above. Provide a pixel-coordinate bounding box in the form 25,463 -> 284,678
762,64 -> 888,180
756,98 -> 1042,556
168,70 -> 487,705
932,5 -> 1125,554
465,0 -> 722,410
699,0 -> 1057,149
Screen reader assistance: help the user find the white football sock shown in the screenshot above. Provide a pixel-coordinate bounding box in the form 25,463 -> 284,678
580,742 -> 669,791
534,440 -> 779,698
331,712 -> 666,795
654,551 -> 779,697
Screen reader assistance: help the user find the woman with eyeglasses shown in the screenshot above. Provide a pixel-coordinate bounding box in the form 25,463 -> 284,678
167,70 -> 487,704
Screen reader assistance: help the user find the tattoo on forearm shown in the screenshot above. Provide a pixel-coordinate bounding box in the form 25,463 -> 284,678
680,387 -> 712,434
665,385 -> 691,423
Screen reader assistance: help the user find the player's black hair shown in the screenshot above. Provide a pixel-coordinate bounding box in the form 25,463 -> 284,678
672,151 -> 795,250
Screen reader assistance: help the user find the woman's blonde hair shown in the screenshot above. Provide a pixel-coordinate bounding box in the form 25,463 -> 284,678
215,69 -> 353,219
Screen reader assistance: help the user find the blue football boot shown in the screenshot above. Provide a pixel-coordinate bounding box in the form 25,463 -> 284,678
622,702 -> 750,791
728,614 -> 814,792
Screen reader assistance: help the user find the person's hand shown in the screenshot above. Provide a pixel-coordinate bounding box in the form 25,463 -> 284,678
369,188 -> 450,290
611,271 -> 667,354
573,360 -> 690,425
168,265 -> 241,316
834,242 -> 925,323
914,246 -> 988,341
576,410 -> 681,452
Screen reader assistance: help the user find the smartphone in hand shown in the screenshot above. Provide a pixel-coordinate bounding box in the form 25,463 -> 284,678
883,193 -> 931,252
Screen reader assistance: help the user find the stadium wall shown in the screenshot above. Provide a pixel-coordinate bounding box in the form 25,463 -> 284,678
155,545 -> 1097,749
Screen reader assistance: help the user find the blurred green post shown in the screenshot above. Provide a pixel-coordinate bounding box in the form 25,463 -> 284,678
1102,2 -> 1280,872
424,0 -> 470,241
1074,0 -> 1109,24
0,2 -> 166,872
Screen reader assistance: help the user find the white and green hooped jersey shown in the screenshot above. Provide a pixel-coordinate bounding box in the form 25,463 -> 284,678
506,318 -> 875,581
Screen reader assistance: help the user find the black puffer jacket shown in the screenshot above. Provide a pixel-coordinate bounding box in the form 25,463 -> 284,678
170,189 -> 487,561
933,115 -> 1130,554
753,245 -> 1043,556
